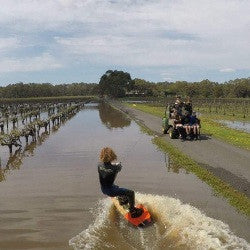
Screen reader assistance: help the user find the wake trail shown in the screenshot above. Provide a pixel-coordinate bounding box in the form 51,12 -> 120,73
69,193 -> 250,250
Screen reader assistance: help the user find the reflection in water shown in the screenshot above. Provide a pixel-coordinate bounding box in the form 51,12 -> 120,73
6,148 -> 23,170
99,102 -> 131,129
164,153 -> 189,174
0,112 -> 75,182
0,131 -> 49,182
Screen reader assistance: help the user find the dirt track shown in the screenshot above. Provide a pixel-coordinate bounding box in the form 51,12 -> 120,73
111,101 -> 250,197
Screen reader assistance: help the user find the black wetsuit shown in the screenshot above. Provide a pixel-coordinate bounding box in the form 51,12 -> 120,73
98,162 -> 135,210
185,103 -> 192,115
182,114 -> 190,125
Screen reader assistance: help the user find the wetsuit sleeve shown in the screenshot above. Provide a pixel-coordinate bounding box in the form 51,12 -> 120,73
114,163 -> 122,172
98,163 -> 122,179
98,164 -> 113,179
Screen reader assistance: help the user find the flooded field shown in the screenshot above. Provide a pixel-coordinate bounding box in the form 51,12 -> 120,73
0,103 -> 249,249
218,120 -> 250,133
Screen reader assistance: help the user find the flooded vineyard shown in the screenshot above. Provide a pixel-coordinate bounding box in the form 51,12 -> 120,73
0,102 -> 249,249
218,120 -> 250,133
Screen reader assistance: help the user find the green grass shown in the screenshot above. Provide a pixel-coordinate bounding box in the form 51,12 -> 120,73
126,103 -> 250,150
0,170 -> 5,182
125,103 -> 165,117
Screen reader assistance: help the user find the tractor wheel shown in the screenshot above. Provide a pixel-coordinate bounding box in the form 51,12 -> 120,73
162,125 -> 169,134
169,127 -> 178,139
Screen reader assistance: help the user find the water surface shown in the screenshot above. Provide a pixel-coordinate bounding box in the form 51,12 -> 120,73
218,120 -> 250,133
0,103 -> 249,249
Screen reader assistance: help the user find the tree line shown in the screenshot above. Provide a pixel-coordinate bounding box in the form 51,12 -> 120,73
0,82 -> 98,98
0,71 -> 249,99
99,70 -> 249,98
132,78 -> 250,98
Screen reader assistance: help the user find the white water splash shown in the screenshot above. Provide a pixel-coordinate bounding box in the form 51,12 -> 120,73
69,193 -> 249,250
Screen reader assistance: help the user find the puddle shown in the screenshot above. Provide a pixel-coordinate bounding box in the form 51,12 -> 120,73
218,120 -> 250,133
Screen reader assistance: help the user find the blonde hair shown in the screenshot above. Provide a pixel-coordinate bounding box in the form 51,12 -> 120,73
100,147 -> 117,163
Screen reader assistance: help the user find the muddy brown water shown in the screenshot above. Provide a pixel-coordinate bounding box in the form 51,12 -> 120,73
1,111 -> 49,133
0,103 -> 249,250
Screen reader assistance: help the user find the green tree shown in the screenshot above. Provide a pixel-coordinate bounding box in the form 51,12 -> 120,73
232,79 -> 250,98
98,70 -> 134,98
213,84 -> 224,98
133,78 -> 154,96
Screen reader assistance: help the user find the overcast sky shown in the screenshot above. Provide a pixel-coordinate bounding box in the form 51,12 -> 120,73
0,0 -> 249,85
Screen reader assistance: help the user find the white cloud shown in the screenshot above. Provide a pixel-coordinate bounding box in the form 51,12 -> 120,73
219,68 -> 235,73
1,0 -> 249,36
0,37 -> 20,52
0,53 -> 62,72
55,34 -> 249,70
0,0 -> 249,77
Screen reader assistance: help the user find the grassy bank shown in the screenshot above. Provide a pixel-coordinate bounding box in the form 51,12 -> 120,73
125,103 -> 250,150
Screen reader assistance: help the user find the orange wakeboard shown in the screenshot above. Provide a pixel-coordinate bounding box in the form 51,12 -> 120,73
111,198 -> 152,227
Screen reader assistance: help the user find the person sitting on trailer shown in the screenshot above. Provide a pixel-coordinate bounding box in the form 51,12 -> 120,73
172,111 -> 185,138
97,147 -> 143,218
169,107 -> 176,118
181,111 -> 191,139
190,112 -> 200,139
